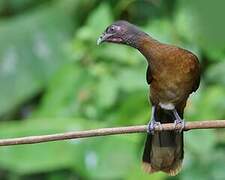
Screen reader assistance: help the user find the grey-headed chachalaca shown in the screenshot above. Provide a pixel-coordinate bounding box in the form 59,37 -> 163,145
97,20 -> 200,176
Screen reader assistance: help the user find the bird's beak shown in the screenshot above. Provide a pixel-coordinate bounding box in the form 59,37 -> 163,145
97,33 -> 112,45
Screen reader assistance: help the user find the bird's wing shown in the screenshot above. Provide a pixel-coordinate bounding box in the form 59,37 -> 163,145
190,54 -> 201,92
192,66 -> 201,92
176,47 -> 201,93
146,65 -> 152,84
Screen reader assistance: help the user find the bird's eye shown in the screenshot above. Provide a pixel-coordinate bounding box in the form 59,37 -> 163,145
107,26 -> 116,33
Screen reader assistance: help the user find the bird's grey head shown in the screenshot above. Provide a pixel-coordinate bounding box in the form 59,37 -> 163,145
97,20 -> 147,48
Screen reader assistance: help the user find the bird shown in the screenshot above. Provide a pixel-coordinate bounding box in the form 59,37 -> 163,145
97,20 -> 200,176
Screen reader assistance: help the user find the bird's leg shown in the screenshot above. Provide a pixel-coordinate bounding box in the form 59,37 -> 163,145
147,106 -> 162,134
172,109 -> 185,133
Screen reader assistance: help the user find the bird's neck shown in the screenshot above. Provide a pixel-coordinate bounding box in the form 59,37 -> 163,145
134,34 -> 162,63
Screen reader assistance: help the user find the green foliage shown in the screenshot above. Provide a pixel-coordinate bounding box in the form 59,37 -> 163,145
0,0 -> 225,179
0,0 -> 78,117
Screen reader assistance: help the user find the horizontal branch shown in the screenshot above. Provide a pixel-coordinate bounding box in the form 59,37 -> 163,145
0,120 -> 224,146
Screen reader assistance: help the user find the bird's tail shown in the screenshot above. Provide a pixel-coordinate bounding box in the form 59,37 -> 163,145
142,108 -> 184,176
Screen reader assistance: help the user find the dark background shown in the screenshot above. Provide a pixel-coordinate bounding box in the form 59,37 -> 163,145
0,0 -> 225,179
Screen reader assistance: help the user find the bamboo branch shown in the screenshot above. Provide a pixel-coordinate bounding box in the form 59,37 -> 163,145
0,120 -> 224,146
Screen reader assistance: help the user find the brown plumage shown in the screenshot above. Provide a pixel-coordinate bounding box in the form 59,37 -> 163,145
140,35 -> 200,175
97,20 -> 200,176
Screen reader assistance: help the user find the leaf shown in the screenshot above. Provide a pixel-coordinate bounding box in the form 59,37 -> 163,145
0,1 -> 78,116
32,65 -> 85,118
96,75 -> 118,108
175,0 -> 225,60
75,2 -> 113,43
186,130 -> 216,156
0,118 -> 87,174
206,61 -> 225,86
187,86 -> 225,120
0,118 -> 144,180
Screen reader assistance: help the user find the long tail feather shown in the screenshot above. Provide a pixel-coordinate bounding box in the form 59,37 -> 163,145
142,108 -> 184,176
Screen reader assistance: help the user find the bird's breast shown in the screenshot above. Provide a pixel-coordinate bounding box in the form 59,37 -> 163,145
149,61 -> 194,105
142,43 -> 200,106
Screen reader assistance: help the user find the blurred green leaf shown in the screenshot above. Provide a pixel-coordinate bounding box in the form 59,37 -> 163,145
0,118 -> 144,180
175,0 -> 225,60
0,0 -> 78,117
181,130 -> 225,180
0,118 -> 85,174
75,2 -> 113,43
82,136 -> 139,179
188,86 -> 225,120
206,61 -> 225,86
96,75 -> 118,108
32,65 -> 84,118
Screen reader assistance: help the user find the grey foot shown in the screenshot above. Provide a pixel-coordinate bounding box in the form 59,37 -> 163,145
174,119 -> 185,133
147,120 -> 162,134
172,109 -> 185,133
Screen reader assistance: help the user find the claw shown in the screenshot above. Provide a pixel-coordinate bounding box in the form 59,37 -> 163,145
173,119 -> 185,133
147,106 -> 161,134
147,120 -> 162,134
172,109 -> 185,133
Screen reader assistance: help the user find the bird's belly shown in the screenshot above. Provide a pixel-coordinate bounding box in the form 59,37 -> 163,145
150,79 -> 189,106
